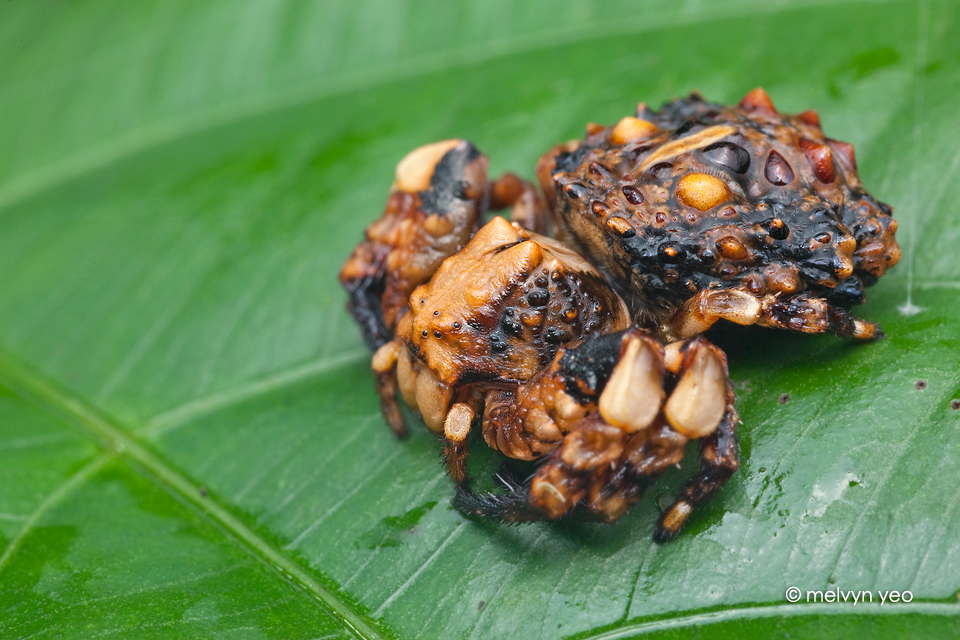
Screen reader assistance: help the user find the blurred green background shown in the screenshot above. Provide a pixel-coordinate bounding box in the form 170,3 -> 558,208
1,1 -> 959,638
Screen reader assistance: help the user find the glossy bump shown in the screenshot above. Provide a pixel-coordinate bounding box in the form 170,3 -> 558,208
621,185 -> 644,205
796,110 -> 821,128
717,236 -> 749,260
764,150 -> 794,186
702,141 -> 750,174
739,87 -> 776,113
658,242 -> 686,264
827,139 -> 857,171
610,117 -> 660,145
675,173 -> 730,211
799,138 -> 836,183
606,217 -> 636,238
591,201 -> 609,216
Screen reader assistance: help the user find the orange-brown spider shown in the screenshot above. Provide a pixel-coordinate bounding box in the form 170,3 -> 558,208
339,89 -> 900,540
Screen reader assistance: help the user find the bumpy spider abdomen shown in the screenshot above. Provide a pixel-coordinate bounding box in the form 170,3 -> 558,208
544,88 -> 901,326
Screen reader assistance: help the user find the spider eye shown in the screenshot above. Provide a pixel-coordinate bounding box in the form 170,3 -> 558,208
675,173 -> 730,211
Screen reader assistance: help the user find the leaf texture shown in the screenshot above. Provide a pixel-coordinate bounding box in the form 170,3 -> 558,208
1,0 -> 959,638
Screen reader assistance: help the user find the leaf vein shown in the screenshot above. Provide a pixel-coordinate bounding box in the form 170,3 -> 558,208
142,348 -> 367,436
0,452 -> 111,572
0,350 -> 388,640
373,521 -> 467,618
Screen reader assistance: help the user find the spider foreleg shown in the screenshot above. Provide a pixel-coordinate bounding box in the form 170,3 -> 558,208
654,341 -> 739,542
528,329 -> 667,518
441,403 -> 475,485
452,468 -> 544,524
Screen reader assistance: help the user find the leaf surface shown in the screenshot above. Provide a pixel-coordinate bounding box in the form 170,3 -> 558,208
2,1 -> 959,638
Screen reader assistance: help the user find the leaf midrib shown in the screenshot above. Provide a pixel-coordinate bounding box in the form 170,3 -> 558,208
583,601 -> 960,640
0,349 -> 391,640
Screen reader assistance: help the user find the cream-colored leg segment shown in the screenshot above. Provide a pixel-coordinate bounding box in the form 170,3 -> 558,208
663,338 -> 728,439
372,340 -> 400,373
443,403 -> 475,485
598,332 -> 665,433
655,354 -> 739,543
396,347 -> 418,408
415,367 -> 453,433
444,403 -> 474,442
662,341 -> 684,374
659,288 -> 761,342
372,339 -> 408,438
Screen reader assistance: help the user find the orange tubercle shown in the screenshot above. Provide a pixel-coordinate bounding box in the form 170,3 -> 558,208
739,87 -> 776,113
609,117 -> 660,145
676,173 -> 730,211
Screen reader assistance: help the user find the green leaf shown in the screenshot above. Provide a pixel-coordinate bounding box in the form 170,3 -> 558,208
2,0 -> 959,638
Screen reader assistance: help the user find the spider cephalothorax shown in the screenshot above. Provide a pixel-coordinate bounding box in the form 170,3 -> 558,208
338,88 -> 900,541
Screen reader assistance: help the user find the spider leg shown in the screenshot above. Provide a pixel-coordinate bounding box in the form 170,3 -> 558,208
585,336 -> 732,527
339,139 -> 488,349
581,458 -> 658,524
488,172 -> 553,235
528,413 -> 629,518
584,418 -> 693,523
453,465 -> 544,523
659,287 -> 882,342
342,255 -> 392,351
757,293 -> 882,339
453,329 -> 637,522
654,340 -> 740,542
528,330 -> 669,519
371,340 -> 408,437
448,330 -> 736,538
441,403 -> 475,485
